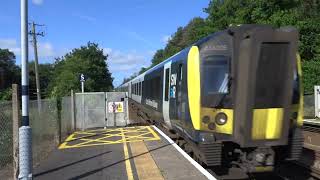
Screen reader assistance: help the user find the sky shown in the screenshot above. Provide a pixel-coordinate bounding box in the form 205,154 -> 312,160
0,0 -> 209,87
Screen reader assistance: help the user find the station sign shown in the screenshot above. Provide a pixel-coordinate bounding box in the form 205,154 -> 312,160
108,102 -> 124,113
80,73 -> 86,82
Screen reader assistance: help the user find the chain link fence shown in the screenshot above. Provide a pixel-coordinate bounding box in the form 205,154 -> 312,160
0,101 -> 13,179
61,96 -> 73,141
29,99 -> 59,167
0,96 -> 74,179
304,94 -> 315,118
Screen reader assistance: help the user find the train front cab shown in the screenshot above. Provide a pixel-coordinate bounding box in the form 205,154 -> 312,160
187,26 -> 303,172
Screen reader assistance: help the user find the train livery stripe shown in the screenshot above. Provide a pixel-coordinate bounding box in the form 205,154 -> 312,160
187,46 -> 201,130
296,53 -> 304,127
251,108 -> 284,140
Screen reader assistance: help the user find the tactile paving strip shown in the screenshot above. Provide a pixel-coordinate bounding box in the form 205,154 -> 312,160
59,126 -> 161,149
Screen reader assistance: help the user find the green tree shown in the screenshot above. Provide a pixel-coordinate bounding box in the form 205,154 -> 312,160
48,42 -> 113,97
204,0 -> 320,92
139,67 -> 149,74
0,49 -> 20,89
124,0 -> 320,93
0,49 -> 20,100
150,17 -> 213,68
28,62 -> 54,99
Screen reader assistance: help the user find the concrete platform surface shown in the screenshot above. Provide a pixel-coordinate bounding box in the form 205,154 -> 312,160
33,126 -> 213,180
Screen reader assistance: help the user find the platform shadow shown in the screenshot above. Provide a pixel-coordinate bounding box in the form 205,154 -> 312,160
34,150 -> 112,177
68,142 -> 172,180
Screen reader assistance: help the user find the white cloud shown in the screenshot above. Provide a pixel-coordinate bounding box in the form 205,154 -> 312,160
0,39 -> 20,55
103,48 -> 153,86
0,38 -> 55,59
104,48 -> 150,71
72,13 -> 97,23
32,0 -> 43,5
161,35 -> 171,44
35,42 -> 55,57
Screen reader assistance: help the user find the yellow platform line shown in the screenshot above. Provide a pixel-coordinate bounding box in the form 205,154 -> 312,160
121,128 -> 134,180
129,141 -> 164,180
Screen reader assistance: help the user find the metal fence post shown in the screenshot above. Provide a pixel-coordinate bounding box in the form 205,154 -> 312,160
19,0 -> 33,179
71,90 -> 76,131
12,84 -> 20,179
315,85 -> 320,118
56,98 -> 62,145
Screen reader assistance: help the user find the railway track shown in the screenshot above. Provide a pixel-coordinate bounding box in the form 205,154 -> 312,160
129,103 -> 296,179
130,103 -> 320,179
301,121 -> 320,179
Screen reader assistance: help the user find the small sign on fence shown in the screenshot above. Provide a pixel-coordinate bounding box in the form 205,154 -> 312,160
108,102 -> 124,113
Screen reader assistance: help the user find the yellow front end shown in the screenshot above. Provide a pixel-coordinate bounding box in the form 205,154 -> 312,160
187,45 -> 233,134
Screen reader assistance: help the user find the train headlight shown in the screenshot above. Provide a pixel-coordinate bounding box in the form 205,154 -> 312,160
215,113 -> 228,125
208,122 -> 216,130
202,116 -> 210,124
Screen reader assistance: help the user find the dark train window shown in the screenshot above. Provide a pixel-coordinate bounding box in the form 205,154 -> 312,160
142,81 -> 144,95
178,64 -> 183,81
135,83 -> 137,95
254,42 -> 289,108
139,82 -> 142,95
137,82 -> 139,95
202,55 -> 230,95
165,68 -> 170,101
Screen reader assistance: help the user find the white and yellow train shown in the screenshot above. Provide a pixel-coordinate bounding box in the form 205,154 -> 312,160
119,25 -> 303,173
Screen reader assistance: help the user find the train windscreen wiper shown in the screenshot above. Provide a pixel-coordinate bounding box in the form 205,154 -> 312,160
211,75 -> 232,108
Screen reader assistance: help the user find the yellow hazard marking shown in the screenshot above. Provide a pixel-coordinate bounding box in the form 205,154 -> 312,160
122,128 -> 134,180
59,126 -> 161,149
130,141 -> 164,180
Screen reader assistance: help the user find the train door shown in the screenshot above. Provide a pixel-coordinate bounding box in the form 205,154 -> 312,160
162,61 -> 172,128
169,63 -> 182,127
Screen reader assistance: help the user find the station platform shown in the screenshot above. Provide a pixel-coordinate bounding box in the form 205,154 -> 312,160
33,125 -> 215,180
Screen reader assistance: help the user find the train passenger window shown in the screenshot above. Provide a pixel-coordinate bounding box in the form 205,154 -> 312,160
135,83 -> 137,95
202,55 -> 230,95
178,64 -> 183,81
165,68 -> 170,101
139,82 -> 142,95
142,81 -> 144,95
137,83 -> 139,95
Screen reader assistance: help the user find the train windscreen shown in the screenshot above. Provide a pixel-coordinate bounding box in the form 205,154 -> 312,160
202,55 -> 230,95
254,42 -> 290,108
